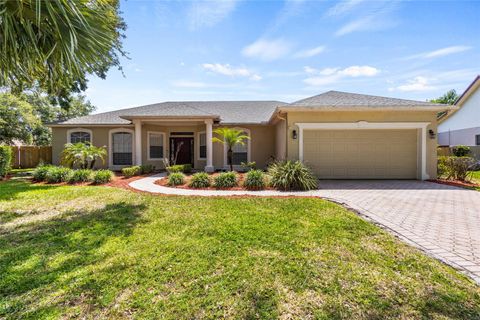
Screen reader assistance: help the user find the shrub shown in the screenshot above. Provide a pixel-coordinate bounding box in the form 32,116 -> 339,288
68,169 -> 93,183
93,169 -> 114,184
32,164 -> 54,181
452,145 -> 470,157
214,171 -> 237,189
166,164 -> 192,174
140,164 -> 155,174
61,142 -> 107,169
189,172 -> 211,188
268,161 -> 317,191
45,166 -> 73,183
168,172 -> 185,186
0,146 -> 12,179
240,161 -> 256,171
441,156 -> 475,181
244,169 -> 266,190
122,166 -> 141,178
437,156 -> 449,177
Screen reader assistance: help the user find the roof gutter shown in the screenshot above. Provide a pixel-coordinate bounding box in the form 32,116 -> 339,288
278,105 -> 457,112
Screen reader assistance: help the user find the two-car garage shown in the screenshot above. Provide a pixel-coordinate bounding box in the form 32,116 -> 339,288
302,129 -> 419,179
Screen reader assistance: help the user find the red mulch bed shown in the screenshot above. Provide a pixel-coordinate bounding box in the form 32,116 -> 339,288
429,179 -> 480,189
155,172 -> 273,191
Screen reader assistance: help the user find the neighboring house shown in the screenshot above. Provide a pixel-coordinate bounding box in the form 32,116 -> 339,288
49,91 -> 451,180
438,75 -> 480,146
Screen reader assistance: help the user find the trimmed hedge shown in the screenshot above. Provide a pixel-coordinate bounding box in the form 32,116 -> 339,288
140,164 -> 155,174
122,166 -> 141,178
68,169 -> 93,183
93,170 -> 113,184
0,146 -> 12,179
45,167 -> 73,183
167,164 -> 192,174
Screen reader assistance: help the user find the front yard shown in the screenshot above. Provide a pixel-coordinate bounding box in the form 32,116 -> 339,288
1,178 -> 479,319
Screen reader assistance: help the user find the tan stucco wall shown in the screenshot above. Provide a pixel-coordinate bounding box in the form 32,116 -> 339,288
275,119 -> 287,161
52,123 -> 276,170
284,110 -> 438,179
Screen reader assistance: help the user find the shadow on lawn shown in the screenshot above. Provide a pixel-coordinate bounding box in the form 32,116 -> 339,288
0,178 -> 59,201
0,201 -> 146,318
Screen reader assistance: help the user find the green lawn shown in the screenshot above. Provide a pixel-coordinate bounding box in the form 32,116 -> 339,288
470,171 -> 480,183
1,179 -> 479,319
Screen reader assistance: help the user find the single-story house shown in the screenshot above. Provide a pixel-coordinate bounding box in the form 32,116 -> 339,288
438,75 -> 480,146
49,90 -> 452,180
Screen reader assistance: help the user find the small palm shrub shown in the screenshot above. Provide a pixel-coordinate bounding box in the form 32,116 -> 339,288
45,166 -> 73,183
68,169 -> 93,183
122,166 -> 141,178
244,169 -> 266,190
452,145 -> 470,157
168,172 -> 185,186
140,164 -> 155,174
189,172 -> 211,188
0,146 -> 12,179
214,172 -> 237,189
33,164 -> 54,181
93,169 -> 114,184
268,161 -> 317,191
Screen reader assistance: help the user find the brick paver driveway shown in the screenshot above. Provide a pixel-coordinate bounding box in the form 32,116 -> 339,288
318,180 -> 480,284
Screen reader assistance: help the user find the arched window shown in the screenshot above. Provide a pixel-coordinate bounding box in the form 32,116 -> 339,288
67,128 -> 92,144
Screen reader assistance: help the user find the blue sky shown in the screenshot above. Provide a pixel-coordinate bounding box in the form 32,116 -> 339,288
86,0 -> 480,113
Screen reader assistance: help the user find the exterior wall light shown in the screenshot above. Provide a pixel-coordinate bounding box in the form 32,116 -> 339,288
429,129 -> 436,139
292,129 -> 298,140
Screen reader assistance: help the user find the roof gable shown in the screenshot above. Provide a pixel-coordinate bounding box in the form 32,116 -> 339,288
288,90 -> 448,108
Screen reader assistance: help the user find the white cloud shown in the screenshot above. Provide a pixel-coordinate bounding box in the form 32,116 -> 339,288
339,65 -> 379,77
335,16 -> 373,36
187,0 -> 238,30
391,76 -> 436,92
404,46 -> 472,60
202,63 -> 261,81
303,65 -> 380,87
242,38 -> 292,61
326,0 -> 365,17
294,45 -> 326,58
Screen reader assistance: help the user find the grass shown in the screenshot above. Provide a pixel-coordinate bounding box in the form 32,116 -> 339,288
470,171 -> 480,183
1,179 -> 479,319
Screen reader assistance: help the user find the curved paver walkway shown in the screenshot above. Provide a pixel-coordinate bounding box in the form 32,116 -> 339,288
130,174 -> 480,284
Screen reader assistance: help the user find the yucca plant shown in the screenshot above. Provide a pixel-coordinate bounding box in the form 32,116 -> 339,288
213,172 -> 237,189
268,161 -> 317,191
212,128 -> 249,171
244,169 -> 266,190
168,172 -> 185,186
188,172 -> 211,189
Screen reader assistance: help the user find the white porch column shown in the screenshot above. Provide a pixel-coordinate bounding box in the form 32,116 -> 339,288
205,119 -> 214,172
134,119 -> 142,166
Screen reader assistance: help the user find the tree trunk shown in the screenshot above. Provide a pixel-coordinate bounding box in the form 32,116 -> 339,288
89,159 -> 96,169
227,148 -> 233,171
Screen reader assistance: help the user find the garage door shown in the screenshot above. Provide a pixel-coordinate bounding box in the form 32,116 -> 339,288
303,129 -> 418,179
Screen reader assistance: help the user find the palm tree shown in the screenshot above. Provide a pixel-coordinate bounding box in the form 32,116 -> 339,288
0,0 -> 126,103
61,142 -> 107,169
212,128 -> 250,171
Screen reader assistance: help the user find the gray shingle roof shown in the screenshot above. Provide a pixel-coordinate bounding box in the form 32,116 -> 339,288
55,101 -> 286,125
288,90 -> 448,108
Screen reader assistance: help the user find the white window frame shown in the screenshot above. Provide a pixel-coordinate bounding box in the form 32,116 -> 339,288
197,131 -> 207,160
295,122 -> 431,180
108,128 -> 135,169
223,127 -> 251,169
67,128 -> 93,144
147,131 -> 166,161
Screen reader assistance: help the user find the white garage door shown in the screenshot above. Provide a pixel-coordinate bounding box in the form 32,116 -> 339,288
303,129 -> 418,179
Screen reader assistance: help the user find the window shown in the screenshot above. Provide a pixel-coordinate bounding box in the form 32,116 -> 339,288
232,138 -> 248,165
148,132 -> 164,160
68,129 -> 92,144
112,132 -> 133,166
476,135 -> 480,146
198,132 -> 206,159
